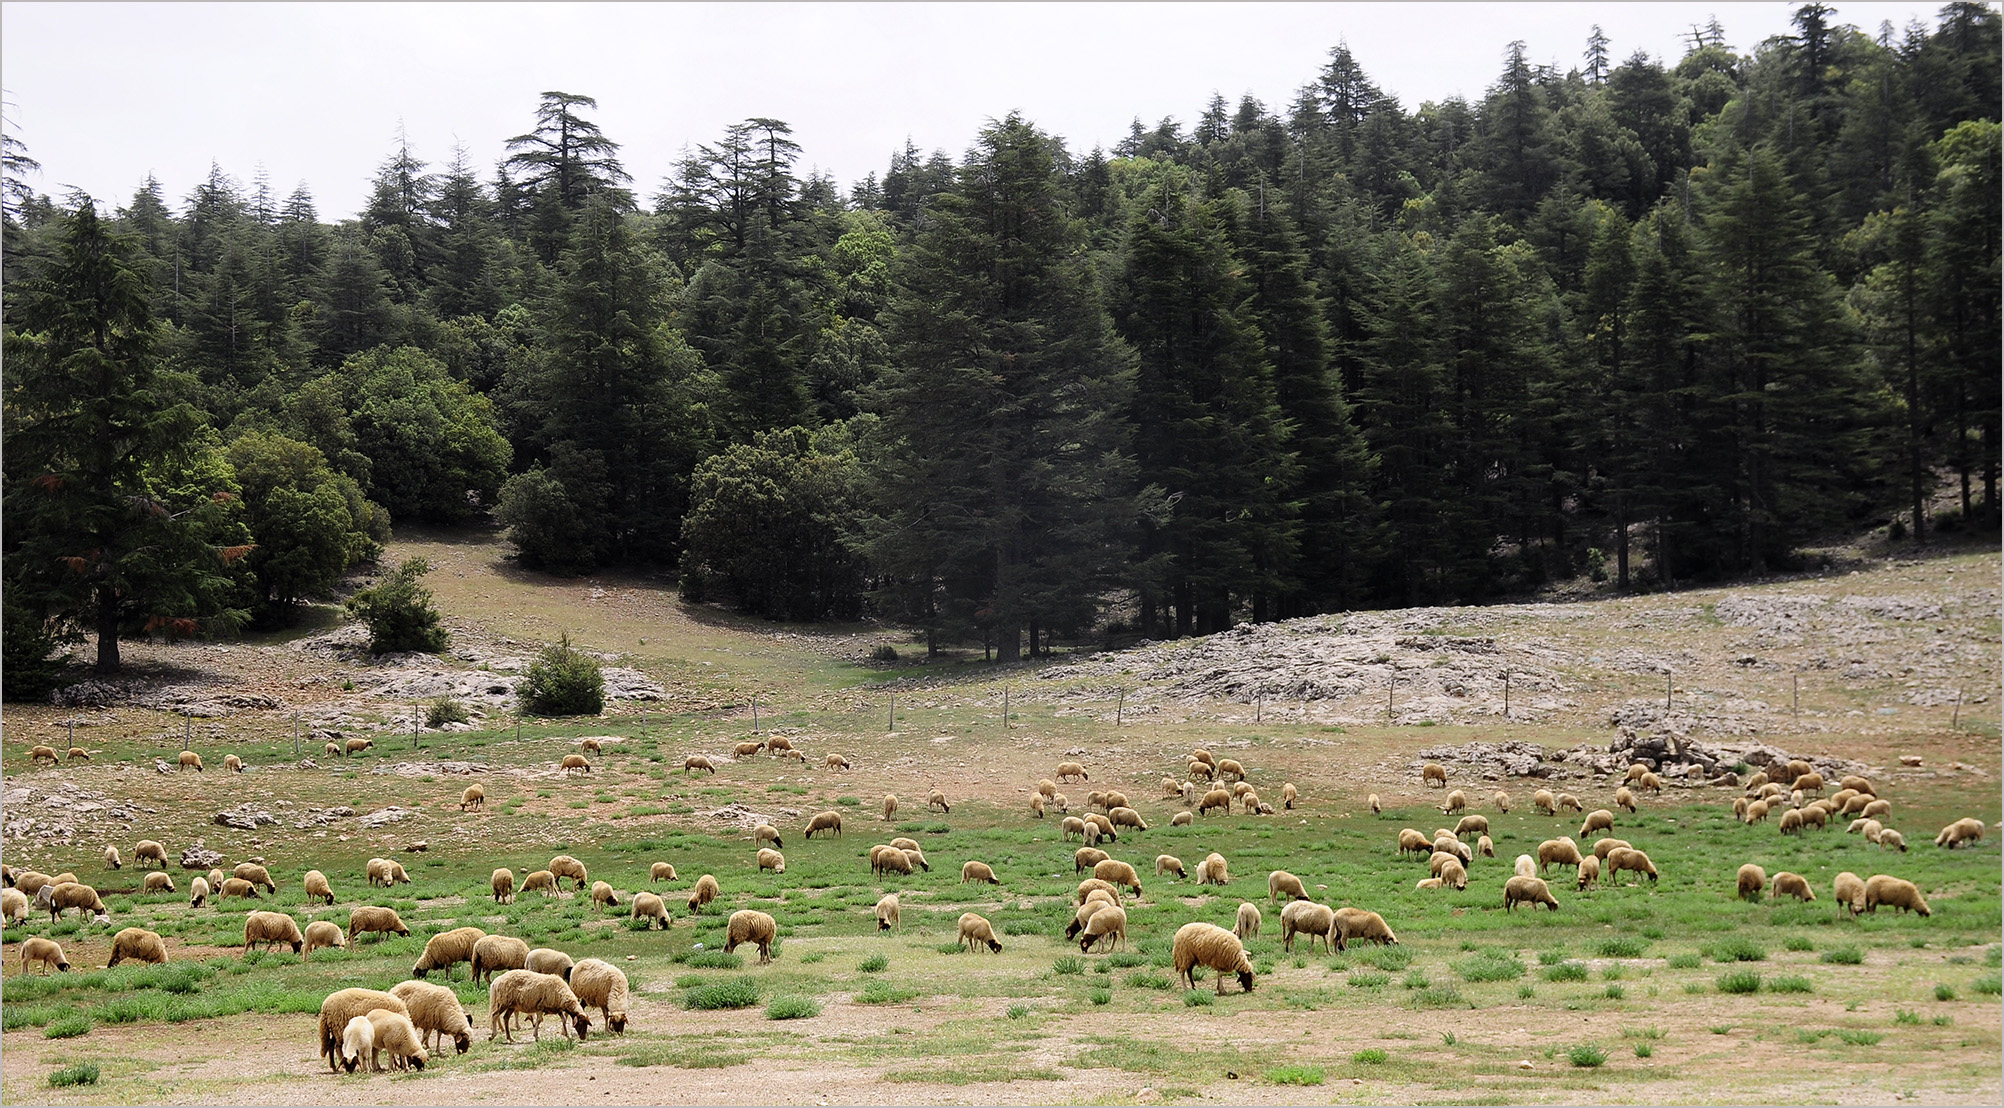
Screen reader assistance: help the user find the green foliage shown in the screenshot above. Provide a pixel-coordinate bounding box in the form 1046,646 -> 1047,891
1934,983 -> 1958,1001
1837,1029 -> 1885,1046
1051,956 -> 1085,976
1351,1048 -> 1387,1064
856,953 -> 888,974
1088,988 -> 1111,1006
683,976 -> 761,1010
224,430 -> 382,620
1567,1043 -> 1607,1068
1716,970 -> 1763,994
679,426 -> 866,621
1268,1064 -> 1326,1084
856,980 -> 919,1005
1704,938 -> 1766,963
1820,947 -> 1864,965
1543,961 -> 1590,982
1972,974 -> 2001,995
1182,990 -> 1214,1007
518,632 -> 603,716
764,994 -> 821,1020
1667,953 -> 1702,969
345,556 -> 449,654
43,1013 -> 92,1039
1455,951 -> 1527,982
336,345 -> 511,525
1769,975 -> 1813,994
47,1063 -> 99,1087
1597,937 -> 1648,958
425,696 -> 470,728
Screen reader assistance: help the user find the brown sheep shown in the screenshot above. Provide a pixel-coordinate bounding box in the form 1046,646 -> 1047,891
526,948 -> 575,979
1576,855 -> 1601,890
1234,901 -> 1261,939
1030,793 -> 1047,819
650,862 -> 678,882
1282,782 -> 1298,809
20,935 -> 70,974
1080,903 -> 1129,953
1397,828 -> 1431,858
1440,789 -> 1468,815
803,811 -> 843,839
1580,809 -> 1615,838
561,754 -> 592,774
178,750 -> 203,772
233,862 -> 278,894
1092,858 -> 1142,897
1637,771 -> 1663,794
881,794 -> 899,821
1037,778 -> 1059,800
30,744 -> 59,765
490,868 -> 515,904
1074,847 -> 1110,874
763,736 -> 796,756
578,737 -> 603,755
1199,787 -> 1233,816
488,970 -> 591,1042
389,979 -> 474,1055
1171,811 -> 1193,826
1862,874 -> 1930,916
317,989 -> 410,1072
1084,812 -> 1117,841
348,906 -> 411,943
134,839 -> 168,867
344,737 -> 373,755
1109,806 -> 1148,831
590,880 -> 621,912
875,893 -> 901,933
1840,774 -> 1876,796
1770,871 -> 1815,901
1878,829 -> 1908,852
680,755 -> 713,776
304,920 -> 346,958
1591,837 -> 1632,861
1195,853 -> 1230,886
1267,869 -> 1309,904
687,873 -> 720,913
1491,790 -> 1510,813
1066,899 -> 1110,942
413,926 -> 487,977
188,877 -> 209,908
733,740 -> 763,760
1188,759 -> 1216,782
107,926 -> 169,967
1833,871 -> 1867,915
460,785 -> 485,812
1615,786 -> 1637,813
756,848 -> 786,875
1557,793 -> 1583,813
1056,761 -> 1089,783
1279,900 -> 1338,953
549,855 -> 590,891
1604,847 -> 1658,884
1532,789 -> 1557,815
1216,758 -> 1245,782
471,934 -> 532,983
1438,857 -> 1468,890
631,891 -> 672,930
224,753 -> 245,773
1422,762 -> 1447,788
45,882 -> 107,923
957,911 -> 1003,953
1746,798 -> 1771,825
1737,863 -> 1767,900
569,958 -> 631,1034
1454,814 -> 1489,840
1779,808 -> 1805,835
1155,854 -> 1186,879
927,788 -> 951,814
1795,772 -> 1825,795
1477,834 -> 1495,858
303,870 -> 335,905
522,870 -> 558,896
823,753 -> 851,770
1537,838 -> 1583,873
1172,922 -> 1254,993
143,871 -> 177,894
1504,875 -> 1561,911
1936,817 -> 1986,848
325,741 -> 342,758
1076,878 -> 1122,905
961,860 -> 1001,885
1332,907 -> 1398,950
243,911 -> 305,954
1860,798 -> 1892,821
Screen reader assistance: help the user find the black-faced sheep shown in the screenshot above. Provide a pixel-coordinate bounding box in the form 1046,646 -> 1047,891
1935,817 -> 1985,848
1199,787 -> 1232,816
961,860 -> 1001,885
1862,874 -> 1930,916
1074,847 -> 1110,874
1492,790 -> 1510,812
232,862 -> 277,894
1268,870 -> 1309,904
30,744 -> 59,764
243,910 -> 304,954
1092,858 -> 1142,897
590,880 -> 621,912
1557,793 -> 1583,813
1615,786 -> 1637,813
304,920 -> 346,958
631,891 -> 671,930
562,753 -> 593,775
1575,855 -> 1600,890
1833,871 -> 1866,915
188,877 -> 210,908
1214,758 -> 1245,782
1280,900 -> 1338,953
471,934 -> 531,984
1737,864 -> 1766,900
133,840 -> 167,868
296,869 -> 333,905
1080,903 -> 1128,953
1770,871 -> 1815,901
1477,834 -> 1495,858
1172,921 -> 1254,993
1537,838 -> 1583,873
413,926 -> 486,977
341,1015 -> 375,1073
1076,878 -> 1122,906
649,862 -> 678,883
178,750 -> 203,772
549,855 -> 590,891
569,957 -> 630,1034
318,989 -> 410,1072
804,811 -> 843,839
107,926 -> 169,967
488,969 -> 591,1042
756,848 -> 786,875
927,788 -> 951,814
1155,854 -> 1186,879
1604,847 -> 1658,884
1440,788 -> 1468,815
1056,761 -> 1089,783
348,906 -> 411,943
1590,837 -> 1631,861
522,870 -> 558,896
1196,853 -> 1230,887
103,844 -> 122,870
45,881 -> 108,923
958,911 -> 1003,953
2,886 -> 29,926
143,871 -> 177,893
389,980 -> 473,1055
365,1008 -> 429,1072
526,948 -> 575,979
875,893 -> 901,932
869,845 -> 912,877
487,868 -> 514,905
1066,899 -> 1109,942
1879,828 -> 1908,852
345,737 -> 373,755
20,935 -> 70,974
687,873 -> 721,913
1397,828 -> 1431,857
1454,814 -> 1489,839
733,740 -> 763,760
1504,875 -> 1561,911
1438,857 -> 1468,890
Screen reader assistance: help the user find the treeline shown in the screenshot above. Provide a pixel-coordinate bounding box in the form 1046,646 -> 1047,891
3,4 -> 1998,680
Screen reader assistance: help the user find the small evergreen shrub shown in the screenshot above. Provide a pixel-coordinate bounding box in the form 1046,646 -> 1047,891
520,632 -> 604,716
345,557 -> 450,654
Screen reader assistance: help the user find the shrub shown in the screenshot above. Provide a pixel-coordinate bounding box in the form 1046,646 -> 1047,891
1666,952 -> 1701,969
1411,985 -> 1465,1008
1124,971 -> 1171,990
764,994 -> 821,1020
1088,988 -> 1111,1006
1267,1064 -> 1326,1084
1783,936 -> 1814,953
1348,971 -> 1390,989
1051,955 -> 1085,977
1837,1029 -> 1884,1046
857,980 -> 919,1005
425,696 -> 470,728
1705,938 -> 1766,963
1973,975 -> 2002,996
1182,990 -> 1214,1007
1820,946 -> 1863,965
520,632 -> 604,716
345,557 -> 450,654
1537,947 -> 1569,966
1894,1009 -> 1923,1025
1542,961 -> 1590,982
681,950 -> 743,970
47,1063 -> 99,1088
1933,983 -> 1957,1002
1597,937 -> 1647,958
42,1013 -> 91,1039
871,645 -> 899,662
1717,970 -> 1763,994
1007,1004 -> 1031,1019
1633,1042 -> 1653,1058
1567,1043 -> 1607,1068
1351,1048 -> 1388,1064
1770,975 -> 1813,994
857,954 -> 888,974
683,977 -> 762,1010
1456,952 -> 1527,982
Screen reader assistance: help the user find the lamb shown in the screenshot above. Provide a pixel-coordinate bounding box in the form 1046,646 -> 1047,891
1199,787 -> 1233,815
1074,847 -> 1110,873
1369,793 -> 1382,814
188,877 -> 210,908
1216,758 -> 1245,782
348,906 -> 411,943
1615,786 -> 1637,813
233,862 -> 277,894
1234,901 -> 1261,939
1504,875 -> 1561,911
687,873 -> 720,912
549,855 -> 590,891
1833,871 -> 1867,915
366,1008 -> 429,1072
389,980 -> 474,1054
590,880 -> 621,912
144,871 -> 177,893
1533,789 -> 1557,815
1282,783 -> 1298,809
1056,761 -> 1089,782
961,860 -> 1001,885
1580,809 -> 1615,837
1332,906 -> 1398,950
1862,874 -> 1930,916
950,911 -> 1002,953
1477,834 -> 1495,858
107,926 -> 169,967
20,934 -> 70,974
1492,790 -> 1510,812
631,891 -> 671,930
341,1015 -> 376,1073
1196,853 -> 1230,886
1440,789 -> 1468,815
679,755 -> 711,776
756,848 -> 786,874
1878,829 -> 1908,852
1268,870 -> 1309,903
1737,864 -> 1767,899
564,754 -> 593,774
1171,811 -> 1193,826
471,934 -> 532,984
1936,817 -> 1985,848
223,753 -> 245,773
461,785 -> 485,812
1397,828 -> 1431,857
650,862 -> 678,882
178,750 -> 204,772
345,737 -> 373,755
1155,854 -> 1186,879
569,957 -> 631,1034
1604,847 -> 1658,883
882,794 -> 899,821
1557,793 -> 1583,813
1770,871 -> 1815,901
733,741 -> 763,760
135,839 -> 167,866
1279,900 -> 1338,953
488,970 -> 592,1042
317,989 -> 410,1072
1454,814 -> 1489,839
304,920 -> 346,958
325,741 -> 342,758
526,948 -> 575,979
1422,762 -> 1447,788
927,788 -> 951,814
413,926 -> 486,977
803,810 -> 843,840
523,870 -> 558,896
875,893 -> 901,932
1173,922 -> 1255,993
1575,855 -> 1600,891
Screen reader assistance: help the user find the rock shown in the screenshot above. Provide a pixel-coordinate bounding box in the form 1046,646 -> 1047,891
155,759 -> 176,774
214,805 -> 279,830
358,806 -> 416,828
296,759 -> 319,769
405,841 -> 428,852
179,843 -> 225,870
1900,755 -> 1923,766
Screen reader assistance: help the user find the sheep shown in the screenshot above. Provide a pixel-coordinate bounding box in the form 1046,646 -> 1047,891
20,934 -> 71,974
1415,877 -> 1445,891
1474,834 -> 1495,860
1782,758 -> 1813,784
1833,871 -> 1867,916
1076,878 -> 1122,906
801,810 -> 844,841
1878,829 -> 1908,852
177,749 -> 203,772
868,846 -> 910,877
733,740 -> 763,760
1030,793 -> 1046,819
1557,793 -> 1583,813
1575,855 -> 1600,891
1737,863 -> 1767,900
1060,816 -> 1088,841
1394,828 -> 1429,858
1440,788 -> 1468,815
1196,853 -> 1230,886
482,867 -> 514,905
1109,806 -> 1148,831
756,848 -> 786,875
1744,770 -> 1770,791
1605,847 -> 1660,884
233,862 -> 278,894
1862,874 -> 1931,916
577,737 -> 603,755
413,925 -> 486,977
881,794 -> 899,821
1524,789 -> 1554,817
1280,782 -> 1299,809
471,934 -> 531,983
317,989 -> 410,1072
325,741 -> 342,758
1215,758 -> 1245,782
1438,857 -> 1468,890
560,753 -> 593,775
1732,796 -> 1750,821
1056,761 -> 1089,782
1199,787 -> 1233,815
341,1015 -> 376,1073
348,906 -> 411,943
1155,854 -> 1186,879
1638,771 -> 1663,794
1185,759 -> 1214,782
961,860 -> 1001,885
1504,875 -> 1561,911
304,920 -> 347,958
1758,782 -> 1786,800
1,887 -> 28,927
1267,869 -> 1309,904
389,980 -> 474,1055
12,871 -> 52,898
1804,805 -> 1833,832
189,877 -> 210,908
1770,871 -> 1815,902
1860,799 -> 1892,821
763,736 -> 796,756
630,891 -> 671,930
1536,838 -> 1583,873
523,870 -> 558,896
1104,790 -> 1131,811
680,755 -> 712,776
526,948 -> 575,979
687,873 -> 721,913
1189,748 -> 1217,768
590,880 -> 621,912
1278,900 -> 1338,953
1077,902 -> 1128,954
1492,790 -> 1510,813
1432,834 -> 1472,864
1037,778 -> 1059,800
241,910 -> 304,954
1936,817 -> 1986,848
1422,762 -> 1447,788
290,869 -> 333,906
364,1008 -> 430,1073
1580,809 -> 1615,837
566,957 -> 631,1036
1454,814 -> 1490,840
1171,811 -> 1193,827
875,893 -> 901,933
1591,837 -> 1632,861
1779,808 -> 1805,835
1513,854 -> 1536,880
1091,859 -> 1143,897
1428,850 -> 1461,879
1084,813 -> 1117,841
1173,921 -> 1255,994
106,926 -> 169,967
221,752 -> 244,773
488,970 -> 591,1042
549,855 -> 590,891
460,785 -> 485,812
43,881 -> 107,924
649,862 -> 678,882
1066,899 -> 1110,942
1074,847 -> 1110,874
367,858 -> 412,887
1234,901 -> 1262,940
345,737 -> 373,755
1614,786 -> 1637,813
901,846 -> 931,873
30,744 -> 60,764
1745,798 -> 1771,825
1795,772 -> 1825,795
142,870 -> 177,894
1840,774 -> 1876,796
99,843 -> 121,871
135,839 -> 167,866
1330,907 -> 1398,950
927,788 -> 951,814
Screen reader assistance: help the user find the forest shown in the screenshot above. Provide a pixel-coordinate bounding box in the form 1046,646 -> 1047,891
2,3 -> 1998,690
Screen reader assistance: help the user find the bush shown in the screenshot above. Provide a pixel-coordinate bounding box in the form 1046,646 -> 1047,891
1052,955 -> 1085,976
345,557 -> 450,654
47,1063 -> 99,1088
1182,990 -> 1214,1007
857,953 -> 888,974
42,1013 -> 91,1039
519,632 -> 604,716
858,980 -> 919,1005
425,696 -> 470,728
1820,946 -> 1863,965
1705,938 -> 1766,963
1088,988 -> 1111,1006
871,645 -> 899,662
1769,975 -> 1813,994
1351,1048 -> 1387,1064
1973,975 -> 2002,996
679,949 -> 743,970
764,994 -> 821,1020
1717,970 -> 1763,994
684,977 -> 762,1010
1934,983 -> 1957,1002
1597,937 -> 1648,958
1568,1043 -> 1607,1068
1456,952 -> 1527,982
1543,961 -> 1590,982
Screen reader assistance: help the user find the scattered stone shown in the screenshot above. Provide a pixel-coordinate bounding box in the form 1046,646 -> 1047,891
179,843 -> 225,870
358,806 -> 417,828
296,758 -> 319,769
214,805 -> 279,830
406,841 -> 428,852
155,759 -> 175,774
1901,755 -> 1923,766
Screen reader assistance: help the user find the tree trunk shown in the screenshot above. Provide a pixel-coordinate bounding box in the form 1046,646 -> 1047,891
94,587 -> 121,674
995,624 -> 1020,664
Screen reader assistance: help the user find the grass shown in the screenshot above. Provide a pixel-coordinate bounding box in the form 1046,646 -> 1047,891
1770,975 -> 1813,994
47,1063 -> 100,1088
857,953 -> 889,973
1568,1043 -> 1608,1068
1717,970 -> 1763,995
1351,1049 -> 1388,1064
1837,1029 -> 1885,1046
1543,961 -> 1590,982
1455,951 -> 1527,982
1266,1064 -> 1325,1084
1705,938 -> 1767,963
1973,975 -> 2002,995
765,994 -> 822,1020
857,980 -> 919,1005
1820,947 -> 1865,965
1934,983 -> 1958,1001
1597,937 -> 1648,958
684,977 -> 762,1010
43,1014 -> 93,1039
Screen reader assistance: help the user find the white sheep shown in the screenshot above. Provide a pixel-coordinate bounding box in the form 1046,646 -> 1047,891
726,909 -> 779,964
492,868 -> 516,904
590,880 -> 621,912
757,848 -> 787,874
1267,870 -> 1309,903
304,920 -> 346,958
569,957 -> 631,1034
1172,922 -> 1254,994
317,989 -> 409,1072
390,979 -> 474,1055
875,893 -> 901,933
340,1014 -> 376,1073
188,877 -> 210,908
471,934 -> 531,983
957,911 -> 1002,953
804,811 -> 843,839
488,970 -> 591,1042
366,1008 -> 430,1072
631,891 -> 672,930
143,871 -> 177,894
1234,901 -> 1261,939
650,862 -> 678,882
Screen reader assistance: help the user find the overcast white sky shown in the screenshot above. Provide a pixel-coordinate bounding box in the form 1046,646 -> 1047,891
1,2 -> 1949,221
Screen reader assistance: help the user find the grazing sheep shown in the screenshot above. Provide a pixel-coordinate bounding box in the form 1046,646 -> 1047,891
562,754 -> 592,774
208,867 -> 227,890
142,870 -> 177,894
1514,854 -> 1536,879
590,881 -> 621,912
1504,875 -> 1561,911
679,755 -> 712,776
1847,816 -> 1882,839
488,970 -> 591,1042
1093,859 -> 1143,897
1737,863 -> 1767,899
803,811 -> 842,840
1268,870 -> 1309,904
1422,762 -> 1447,788
1076,878 -> 1122,906
1234,901 -> 1261,939
549,855 -> 589,891
1802,805 -> 1831,831
1833,871 -> 1867,915
325,741 -> 341,758
526,948 -> 575,979
1074,847 -> 1110,874
12,872 -> 52,898
733,741 -> 763,760
1862,874 -> 1930,916
1557,793 -> 1583,813
1779,808 -> 1805,835
304,920 -> 346,958
1604,847 -> 1659,884
1037,778 -> 1059,800
1060,816 -> 1088,841
1590,838 -> 1632,861
1638,771 -> 1663,794
627,891 -> 671,930
43,881 -> 107,923
222,753 -> 244,773
869,846 -> 912,877
881,794 -> 898,821
1280,900 -> 1339,953
895,832 -> 925,848
1415,877 -> 1445,891
1860,799 -> 1892,821
215,877 -> 261,901
1104,790 -> 1131,811
1109,806 -> 1148,831
1733,796 -> 1750,821
1056,761 -> 1089,783
485,868 -> 514,904
471,934 -> 531,984
1440,789 -> 1468,815
20,935 -> 71,974
233,862 -> 277,894
188,877 -> 210,908
1397,828 -> 1432,857
1080,903 -> 1129,953
1432,834 -> 1472,864
243,911 -> 304,954
1614,786 -> 1637,813
1030,793 -> 1047,819
1454,814 -> 1489,840
100,844 -> 122,871
1155,854 -> 1186,880
1216,758 -> 1246,782
1281,782 -> 1298,809
367,859 -> 412,887
317,989 -> 410,1072
756,848 -> 786,875
341,1015 -> 376,1073
1936,817 -> 1986,848
875,893 -> 901,933
1770,871 -> 1815,902
955,911 -> 1004,953
1879,828 -> 1908,852
177,750 -> 203,772
1840,775 -> 1875,796
961,860 -> 1001,885
366,1008 -> 429,1073
460,785 -> 485,812
1745,798 -> 1771,825
1365,792 -> 1381,815
1795,772 -> 1825,795
687,873 -> 721,913
348,906 -> 411,943
568,957 -> 630,1035
1580,809 -> 1615,837
135,840 -> 167,866
1536,838 -> 1583,873
1428,850 -> 1461,879
1,886 -> 28,926
523,870 -> 558,896
1438,857 -> 1468,890
1171,811 -> 1194,826
1575,855 -> 1601,891
1173,922 -> 1256,994
413,926 -> 487,977
1066,899 -> 1109,942
30,744 -> 60,764
107,926 -> 169,967
298,869 -> 334,905
1199,787 -> 1233,816
1196,853 -> 1230,886
900,847 -> 931,873
1084,813 -> 1117,841
389,980 -> 474,1054
1332,907 -> 1398,951
345,737 -> 373,755
649,862 -> 678,882
1489,790 -> 1510,814
927,788 -> 951,814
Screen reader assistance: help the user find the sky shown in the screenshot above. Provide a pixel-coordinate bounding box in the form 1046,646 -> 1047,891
0,2 -> 1954,222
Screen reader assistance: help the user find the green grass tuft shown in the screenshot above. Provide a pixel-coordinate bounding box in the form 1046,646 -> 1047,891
1769,975 -> 1813,994
856,953 -> 888,973
1568,1043 -> 1607,1067
857,979 -> 919,1005
1266,1064 -> 1325,1085
1351,1048 -> 1388,1064
764,994 -> 821,1020
43,1014 -> 92,1039
1717,970 -> 1763,994
1543,961 -> 1590,982
47,1063 -> 99,1087
1820,946 -> 1864,965
683,976 -> 762,1010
